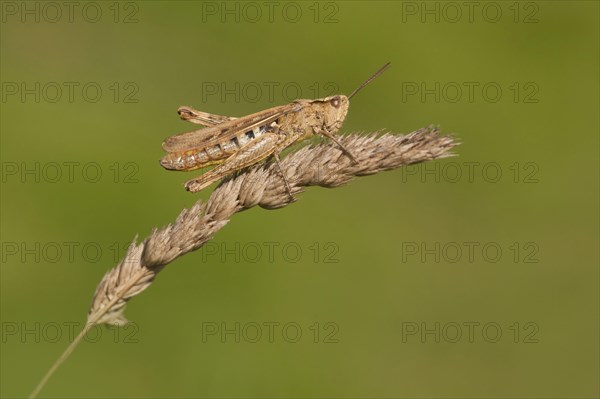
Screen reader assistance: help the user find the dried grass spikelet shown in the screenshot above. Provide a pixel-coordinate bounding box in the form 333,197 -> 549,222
89,127 -> 457,325
30,127 -> 458,398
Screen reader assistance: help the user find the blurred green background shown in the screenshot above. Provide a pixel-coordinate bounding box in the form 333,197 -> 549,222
1,1 -> 598,398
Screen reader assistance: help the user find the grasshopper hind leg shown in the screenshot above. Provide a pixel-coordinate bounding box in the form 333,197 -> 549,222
185,132 -> 283,193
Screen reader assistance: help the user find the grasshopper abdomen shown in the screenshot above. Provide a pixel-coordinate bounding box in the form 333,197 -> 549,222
160,124 -> 270,171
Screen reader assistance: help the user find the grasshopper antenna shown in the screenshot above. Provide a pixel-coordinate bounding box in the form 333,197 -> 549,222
348,61 -> 391,100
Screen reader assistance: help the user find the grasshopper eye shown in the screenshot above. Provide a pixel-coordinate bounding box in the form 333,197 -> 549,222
330,96 -> 341,108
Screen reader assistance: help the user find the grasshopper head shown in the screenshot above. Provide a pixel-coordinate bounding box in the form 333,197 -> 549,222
317,62 -> 390,134
320,94 -> 349,133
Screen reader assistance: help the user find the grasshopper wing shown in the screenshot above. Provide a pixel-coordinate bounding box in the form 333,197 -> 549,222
162,103 -> 296,153
177,106 -> 236,126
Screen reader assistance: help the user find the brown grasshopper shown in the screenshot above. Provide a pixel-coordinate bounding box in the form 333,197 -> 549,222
160,62 -> 391,194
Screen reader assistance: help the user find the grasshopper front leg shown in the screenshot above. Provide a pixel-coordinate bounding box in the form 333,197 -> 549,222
185,133 -> 281,193
318,126 -> 359,164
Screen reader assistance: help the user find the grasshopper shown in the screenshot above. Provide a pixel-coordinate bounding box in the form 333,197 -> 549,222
160,62 -> 391,194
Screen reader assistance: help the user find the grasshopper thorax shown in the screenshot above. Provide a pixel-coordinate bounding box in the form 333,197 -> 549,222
295,94 -> 350,136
